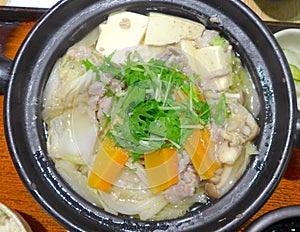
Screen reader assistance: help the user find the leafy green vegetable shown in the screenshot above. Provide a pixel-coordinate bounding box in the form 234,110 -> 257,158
83,52 -> 122,82
129,167 -> 138,172
82,59 -> 101,81
98,51 -> 187,88
131,99 -> 181,144
212,93 -> 229,125
102,112 -> 111,130
83,52 -> 216,161
290,64 -> 300,82
104,84 -> 115,97
113,99 -> 181,159
99,52 -> 123,77
115,85 -> 147,118
210,35 -> 227,47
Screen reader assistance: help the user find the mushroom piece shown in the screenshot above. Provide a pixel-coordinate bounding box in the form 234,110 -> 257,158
242,114 -> 260,141
216,165 -> 234,193
218,141 -> 242,165
219,130 -> 245,147
205,182 -> 220,199
206,152 -> 250,199
219,102 -> 259,146
208,174 -> 221,185
206,165 -> 234,199
205,167 -> 224,197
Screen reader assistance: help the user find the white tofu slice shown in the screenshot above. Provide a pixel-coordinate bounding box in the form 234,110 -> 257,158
180,40 -> 232,91
179,40 -> 208,76
180,40 -> 231,78
195,46 -> 231,77
144,12 -> 205,46
96,11 -> 149,56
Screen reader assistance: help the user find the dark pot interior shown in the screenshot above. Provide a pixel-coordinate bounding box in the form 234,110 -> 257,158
2,0 -> 297,231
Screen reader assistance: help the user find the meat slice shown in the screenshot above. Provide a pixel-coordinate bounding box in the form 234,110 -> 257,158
163,163 -> 200,204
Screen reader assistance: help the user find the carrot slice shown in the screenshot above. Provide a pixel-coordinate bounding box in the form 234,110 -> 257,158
183,128 -> 219,180
144,147 -> 178,194
175,89 -> 219,179
88,137 -> 129,192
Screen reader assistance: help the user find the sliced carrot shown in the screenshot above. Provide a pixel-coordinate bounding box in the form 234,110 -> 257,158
183,128 -> 220,180
88,137 -> 129,192
144,147 -> 179,194
175,89 -> 219,179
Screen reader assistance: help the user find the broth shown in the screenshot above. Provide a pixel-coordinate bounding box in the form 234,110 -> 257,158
42,11 -> 259,220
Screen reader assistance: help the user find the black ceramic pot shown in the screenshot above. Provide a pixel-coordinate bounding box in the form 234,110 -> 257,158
0,0 -> 298,231
245,205 -> 300,232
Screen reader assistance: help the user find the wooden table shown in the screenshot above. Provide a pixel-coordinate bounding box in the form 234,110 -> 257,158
1,4 -> 300,231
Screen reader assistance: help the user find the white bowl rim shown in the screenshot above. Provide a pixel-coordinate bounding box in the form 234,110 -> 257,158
0,202 -> 32,232
274,28 -> 300,38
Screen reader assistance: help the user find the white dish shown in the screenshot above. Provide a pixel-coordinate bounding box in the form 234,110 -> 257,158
274,28 -> 300,109
275,28 -> 300,67
6,0 -> 59,8
0,202 -> 32,232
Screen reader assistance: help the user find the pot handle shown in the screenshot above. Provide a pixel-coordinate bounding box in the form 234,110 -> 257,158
0,54 -> 12,95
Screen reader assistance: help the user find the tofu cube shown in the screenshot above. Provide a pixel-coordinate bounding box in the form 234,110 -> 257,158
144,12 -> 205,46
180,40 -> 231,78
96,11 -> 149,56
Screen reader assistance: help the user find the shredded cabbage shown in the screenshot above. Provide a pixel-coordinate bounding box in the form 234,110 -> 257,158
46,108 -> 98,167
98,169 -> 168,220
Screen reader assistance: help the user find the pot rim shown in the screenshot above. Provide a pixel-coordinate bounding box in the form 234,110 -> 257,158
245,205 -> 300,232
